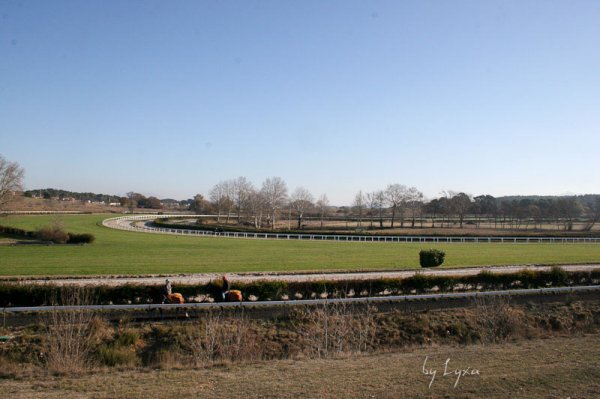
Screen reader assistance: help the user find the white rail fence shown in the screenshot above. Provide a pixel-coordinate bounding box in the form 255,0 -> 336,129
102,215 -> 600,244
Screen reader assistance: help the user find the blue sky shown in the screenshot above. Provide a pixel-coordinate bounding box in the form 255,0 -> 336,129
1,0 -> 599,204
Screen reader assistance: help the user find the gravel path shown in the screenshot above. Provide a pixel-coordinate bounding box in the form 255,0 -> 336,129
3,264 -> 599,286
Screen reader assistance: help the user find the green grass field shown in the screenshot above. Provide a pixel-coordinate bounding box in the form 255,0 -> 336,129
1,214 -> 600,276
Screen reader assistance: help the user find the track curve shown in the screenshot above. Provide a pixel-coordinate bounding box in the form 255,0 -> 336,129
102,215 -> 600,244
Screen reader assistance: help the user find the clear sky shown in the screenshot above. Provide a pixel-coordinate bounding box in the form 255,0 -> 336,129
1,0 -> 599,205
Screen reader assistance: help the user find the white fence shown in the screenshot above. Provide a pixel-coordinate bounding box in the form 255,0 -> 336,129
102,215 -> 600,244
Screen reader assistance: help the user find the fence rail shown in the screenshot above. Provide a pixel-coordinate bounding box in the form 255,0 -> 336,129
102,215 -> 600,244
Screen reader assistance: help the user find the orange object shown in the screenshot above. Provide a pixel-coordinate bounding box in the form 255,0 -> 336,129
165,293 -> 185,304
225,290 -> 242,302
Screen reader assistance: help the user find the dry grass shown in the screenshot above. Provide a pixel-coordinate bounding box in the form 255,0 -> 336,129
183,309 -> 262,366
43,287 -> 96,374
474,295 -> 526,343
2,300 -> 599,397
292,302 -> 378,358
0,335 -> 598,398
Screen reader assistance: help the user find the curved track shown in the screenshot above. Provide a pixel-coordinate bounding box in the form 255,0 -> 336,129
102,215 -> 600,244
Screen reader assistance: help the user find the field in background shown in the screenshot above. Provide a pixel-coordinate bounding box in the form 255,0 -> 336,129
1,214 -> 600,276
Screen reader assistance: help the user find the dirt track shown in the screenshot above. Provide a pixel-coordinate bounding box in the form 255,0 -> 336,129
2,264 -> 599,287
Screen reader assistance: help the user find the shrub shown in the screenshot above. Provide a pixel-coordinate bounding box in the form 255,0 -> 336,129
548,266 -> 568,286
1,223 -> 94,244
67,233 -> 95,244
97,345 -> 139,367
36,225 -> 69,244
44,288 -> 96,374
419,249 -> 445,268
0,225 -> 35,238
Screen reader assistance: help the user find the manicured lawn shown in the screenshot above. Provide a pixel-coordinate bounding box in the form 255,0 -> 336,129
1,214 -> 599,276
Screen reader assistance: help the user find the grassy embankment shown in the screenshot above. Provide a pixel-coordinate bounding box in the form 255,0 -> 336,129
1,214 -> 600,276
0,335 -> 598,398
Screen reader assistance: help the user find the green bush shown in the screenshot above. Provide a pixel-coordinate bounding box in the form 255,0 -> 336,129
548,266 -> 568,286
419,249 -> 445,268
0,225 -> 36,238
67,233 -> 95,244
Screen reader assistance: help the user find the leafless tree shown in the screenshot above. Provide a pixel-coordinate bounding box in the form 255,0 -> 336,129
261,177 -> 288,229
365,191 -> 380,228
584,198 -> 600,231
315,194 -> 329,229
125,191 -> 139,213
406,186 -> 424,228
385,184 -> 407,228
247,188 -> 267,228
0,155 -> 24,211
232,176 -> 253,224
209,181 -> 230,223
353,190 -> 366,227
375,190 -> 386,228
290,187 -> 313,229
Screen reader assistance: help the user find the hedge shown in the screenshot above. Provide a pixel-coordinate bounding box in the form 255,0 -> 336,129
0,267 -> 598,307
0,224 -> 95,244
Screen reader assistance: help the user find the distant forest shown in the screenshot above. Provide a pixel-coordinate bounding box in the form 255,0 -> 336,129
23,188 -> 122,204
21,188 -> 600,232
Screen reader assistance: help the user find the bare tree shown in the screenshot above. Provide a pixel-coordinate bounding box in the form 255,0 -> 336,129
246,188 -> 267,228
209,181 -> 230,223
261,177 -> 288,229
584,198 -> 600,231
365,192 -> 377,228
556,197 -> 583,231
0,155 -> 24,211
315,194 -> 329,229
232,177 -> 253,224
406,186 -> 424,228
353,190 -> 365,227
375,190 -> 386,228
290,187 -> 313,229
385,184 -> 407,229
125,191 -> 139,213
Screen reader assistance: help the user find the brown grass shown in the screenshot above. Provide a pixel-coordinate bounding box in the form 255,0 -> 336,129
43,287 -> 96,374
0,335 -> 598,398
183,309 -> 262,366
2,300 -> 599,397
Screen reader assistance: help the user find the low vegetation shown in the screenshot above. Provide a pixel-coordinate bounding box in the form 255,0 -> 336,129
0,222 -> 95,244
1,215 -> 600,276
0,299 -> 598,377
419,248 -> 445,267
1,267 -> 598,307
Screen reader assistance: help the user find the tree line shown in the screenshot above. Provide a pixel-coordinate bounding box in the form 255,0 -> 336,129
23,188 -> 122,204
1,154 -> 598,232
187,177 -> 600,232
